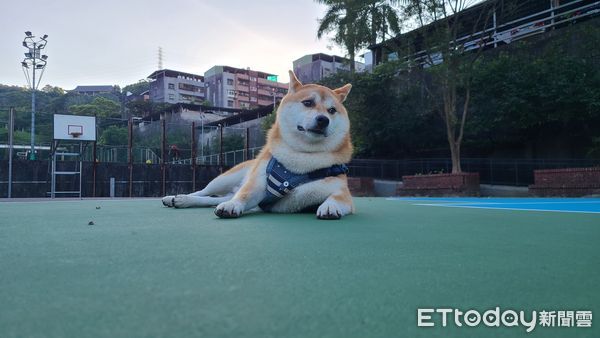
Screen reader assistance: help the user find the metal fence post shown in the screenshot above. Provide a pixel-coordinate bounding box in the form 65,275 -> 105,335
191,122 -> 197,191
161,119 -> 166,196
219,124 -> 224,173
245,127 -> 250,161
128,118 -> 133,198
7,107 -> 14,198
92,141 -> 97,197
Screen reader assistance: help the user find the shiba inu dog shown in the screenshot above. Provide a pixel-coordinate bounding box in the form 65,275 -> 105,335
162,70 -> 354,219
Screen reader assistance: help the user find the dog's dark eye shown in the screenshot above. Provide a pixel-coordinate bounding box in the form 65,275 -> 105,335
327,107 -> 337,114
302,100 -> 314,107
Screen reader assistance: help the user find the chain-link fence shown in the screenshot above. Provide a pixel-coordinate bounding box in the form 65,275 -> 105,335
349,158 -> 600,186
3,109 -> 600,197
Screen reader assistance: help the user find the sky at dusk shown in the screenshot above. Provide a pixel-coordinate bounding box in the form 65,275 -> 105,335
0,0 -> 347,89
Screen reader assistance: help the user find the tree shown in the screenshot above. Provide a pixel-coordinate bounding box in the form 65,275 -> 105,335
99,125 -> 128,145
316,0 -> 366,72
362,0 -> 402,46
316,0 -> 402,72
69,96 -> 121,118
125,100 -> 152,117
41,85 -> 65,95
399,0 -> 499,172
122,80 -> 150,96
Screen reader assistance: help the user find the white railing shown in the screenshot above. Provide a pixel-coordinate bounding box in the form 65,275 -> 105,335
392,0 -> 600,67
168,146 -> 264,166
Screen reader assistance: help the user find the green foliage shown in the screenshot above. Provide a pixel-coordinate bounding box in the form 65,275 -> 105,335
467,41 -> 600,156
125,100 -> 153,117
321,68 -> 444,158
320,21 -> 600,159
261,111 -> 277,133
316,0 -> 401,71
99,125 -> 128,145
210,134 -> 245,154
122,80 -> 150,96
69,96 -> 121,118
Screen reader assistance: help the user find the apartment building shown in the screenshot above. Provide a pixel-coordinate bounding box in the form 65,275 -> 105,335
204,66 -> 287,109
293,53 -> 366,84
147,69 -> 206,104
71,85 -> 116,95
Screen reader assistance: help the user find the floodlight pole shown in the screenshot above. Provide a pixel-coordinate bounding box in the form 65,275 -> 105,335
31,49 -> 36,160
22,32 -> 48,160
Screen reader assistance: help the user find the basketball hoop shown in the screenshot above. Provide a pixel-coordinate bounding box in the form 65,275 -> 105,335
67,125 -> 83,139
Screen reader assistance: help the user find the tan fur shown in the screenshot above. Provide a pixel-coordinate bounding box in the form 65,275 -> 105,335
163,71 -> 355,220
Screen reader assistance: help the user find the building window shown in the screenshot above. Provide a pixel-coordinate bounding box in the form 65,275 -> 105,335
168,94 -> 175,100
179,83 -> 201,92
227,89 -> 236,97
168,83 -> 175,90
227,79 -> 234,85
250,77 -> 257,82
227,100 -> 234,107
250,86 -> 257,92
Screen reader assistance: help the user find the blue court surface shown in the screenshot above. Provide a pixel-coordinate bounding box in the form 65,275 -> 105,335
389,197 -> 600,214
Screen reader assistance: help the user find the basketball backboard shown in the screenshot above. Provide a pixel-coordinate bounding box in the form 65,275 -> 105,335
53,114 -> 96,141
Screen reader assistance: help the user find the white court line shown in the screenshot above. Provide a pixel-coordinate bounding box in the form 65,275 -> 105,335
413,203 -> 600,214
387,197 -> 600,204
0,198 -> 161,205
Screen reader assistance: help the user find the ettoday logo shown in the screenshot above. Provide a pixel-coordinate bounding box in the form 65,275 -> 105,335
417,307 -> 592,333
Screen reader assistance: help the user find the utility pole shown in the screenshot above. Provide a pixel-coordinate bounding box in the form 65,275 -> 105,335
158,47 -> 163,70
21,31 -> 48,160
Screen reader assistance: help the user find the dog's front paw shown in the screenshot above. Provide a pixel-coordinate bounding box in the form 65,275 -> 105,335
173,195 -> 195,208
215,200 -> 244,218
162,195 -> 176,207
316,199 -> 349,220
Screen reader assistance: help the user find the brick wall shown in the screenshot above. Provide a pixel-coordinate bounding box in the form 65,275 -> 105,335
397,172 -> 480,196
529,167 -> 600,196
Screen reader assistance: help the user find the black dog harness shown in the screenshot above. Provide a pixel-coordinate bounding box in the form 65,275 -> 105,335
258,157 -> 349,211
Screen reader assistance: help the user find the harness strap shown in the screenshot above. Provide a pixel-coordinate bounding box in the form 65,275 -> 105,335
258,157 -> 349,211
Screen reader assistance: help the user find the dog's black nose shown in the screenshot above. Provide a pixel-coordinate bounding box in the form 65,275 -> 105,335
315,115 -> 329,129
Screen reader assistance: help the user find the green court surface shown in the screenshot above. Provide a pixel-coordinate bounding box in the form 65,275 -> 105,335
0,198 -> 598,338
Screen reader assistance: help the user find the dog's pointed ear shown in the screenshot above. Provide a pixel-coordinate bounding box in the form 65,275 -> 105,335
333,84 -> 352,103
288,70 -> 303,93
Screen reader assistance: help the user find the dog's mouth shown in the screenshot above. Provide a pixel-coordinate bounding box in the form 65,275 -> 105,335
297,125 -> 327,136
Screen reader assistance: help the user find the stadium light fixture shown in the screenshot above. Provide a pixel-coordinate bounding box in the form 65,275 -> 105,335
21,31 -> 49,160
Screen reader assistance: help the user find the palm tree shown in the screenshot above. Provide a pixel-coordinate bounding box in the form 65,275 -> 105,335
316,0 -> 402,72
361,0 -> 402,47
316,0 -> 364,73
